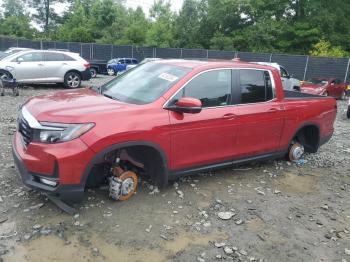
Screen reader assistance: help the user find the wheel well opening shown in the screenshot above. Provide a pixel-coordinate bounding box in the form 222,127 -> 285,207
294,125 -> 320,153
85,145 -> 167,190
65,70 -> 82,78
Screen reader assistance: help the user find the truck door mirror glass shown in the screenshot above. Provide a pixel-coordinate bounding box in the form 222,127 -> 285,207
17,57 -> 24,63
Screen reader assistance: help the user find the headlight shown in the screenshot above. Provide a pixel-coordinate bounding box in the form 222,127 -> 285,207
33,122 -> 95,143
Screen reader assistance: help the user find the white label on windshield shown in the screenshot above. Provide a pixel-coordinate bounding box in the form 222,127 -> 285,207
158,73 -> 178,82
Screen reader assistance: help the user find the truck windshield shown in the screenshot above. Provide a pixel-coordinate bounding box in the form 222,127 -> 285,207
102,62 -> 190,105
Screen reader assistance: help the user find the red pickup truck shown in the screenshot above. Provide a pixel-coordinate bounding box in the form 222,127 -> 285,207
13,60 -> 337,203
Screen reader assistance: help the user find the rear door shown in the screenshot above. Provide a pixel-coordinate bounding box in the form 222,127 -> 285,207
43,52 -> 70,81
168,69 -> 239,170
234,69 -> 285,157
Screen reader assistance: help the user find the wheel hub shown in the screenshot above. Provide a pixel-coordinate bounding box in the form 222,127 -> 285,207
291,144 -> 304,160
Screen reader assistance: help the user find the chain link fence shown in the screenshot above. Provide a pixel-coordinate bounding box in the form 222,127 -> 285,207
1,36 -> 349,82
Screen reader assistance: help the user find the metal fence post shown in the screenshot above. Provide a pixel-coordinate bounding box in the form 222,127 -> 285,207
131,45 -> 134,58
180,48 -> 183,58
91,44 -> 93,60
40,40 -> 43,50
344,58 -> 350,83
206,50 -> 209,59
80,43 -> 82,57
154,47 -> 157,58
303,56 -> 309,81
269,53 -> 273,62
111,45 -> 113,59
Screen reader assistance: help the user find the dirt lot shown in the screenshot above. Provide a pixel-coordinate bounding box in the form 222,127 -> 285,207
0,76 -> 349,262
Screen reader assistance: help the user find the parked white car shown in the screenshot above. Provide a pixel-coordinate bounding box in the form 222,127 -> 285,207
254,62 -> 301,91
0,50 -> 91,88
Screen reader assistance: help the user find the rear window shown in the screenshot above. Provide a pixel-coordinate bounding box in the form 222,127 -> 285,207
44,52 -> 75,61
102,62 -> 190,105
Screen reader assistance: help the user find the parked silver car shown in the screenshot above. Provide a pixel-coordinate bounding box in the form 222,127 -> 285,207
0,50 -> 91,88
254,62 -> 301,91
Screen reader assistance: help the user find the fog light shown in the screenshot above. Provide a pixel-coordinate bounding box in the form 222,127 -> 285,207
39,178 -> 58,187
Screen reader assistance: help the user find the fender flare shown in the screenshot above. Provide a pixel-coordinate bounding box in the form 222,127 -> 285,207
80,141 -> 169,189
288,122 -> 321,153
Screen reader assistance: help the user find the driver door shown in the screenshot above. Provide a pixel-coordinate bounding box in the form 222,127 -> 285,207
11,52 -> 45,82
168,69 -> 239,170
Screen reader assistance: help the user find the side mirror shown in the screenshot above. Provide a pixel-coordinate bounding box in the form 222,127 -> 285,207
330,82 -> 335,86
17,57 -> 24,63
166,97 -> 202,114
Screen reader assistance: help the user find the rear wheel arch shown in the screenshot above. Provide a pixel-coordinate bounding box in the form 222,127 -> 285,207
290,123 -> 320,153
82,141 -> 169,190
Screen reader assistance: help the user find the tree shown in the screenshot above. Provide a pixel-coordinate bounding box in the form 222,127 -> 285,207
29,0 -> 68,36
117,7 -> 149,45
0,0 -> 36,39
0,16 -> 36,39
310,39 -> 348,58
55,0 -> 93,42
2,0 -> 25,18
146,0 -> 174,48
173,0 -> 203,48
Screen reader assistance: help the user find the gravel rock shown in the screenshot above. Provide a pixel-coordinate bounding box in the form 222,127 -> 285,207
218,212 -> 235,220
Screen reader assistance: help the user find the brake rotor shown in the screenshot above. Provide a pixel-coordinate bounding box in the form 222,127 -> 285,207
119,171 -> 138,201
289,142 -> 304,162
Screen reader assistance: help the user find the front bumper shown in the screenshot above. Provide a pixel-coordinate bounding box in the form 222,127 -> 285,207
80,68 -> 92,81
12,132 -> 95,203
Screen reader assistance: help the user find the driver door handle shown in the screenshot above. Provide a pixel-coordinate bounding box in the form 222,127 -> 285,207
37,63 -> 44,66
222,113 -> 237,119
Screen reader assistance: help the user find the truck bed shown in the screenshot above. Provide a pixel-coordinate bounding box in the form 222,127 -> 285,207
284,90 -> 331,99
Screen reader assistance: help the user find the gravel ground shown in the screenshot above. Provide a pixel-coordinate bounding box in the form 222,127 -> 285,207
0,75 -> 349,262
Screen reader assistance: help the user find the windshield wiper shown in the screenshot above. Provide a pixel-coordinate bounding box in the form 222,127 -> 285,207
103,93 -> 119,101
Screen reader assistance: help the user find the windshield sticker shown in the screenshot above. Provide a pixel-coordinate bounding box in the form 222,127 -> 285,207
158,73 -> 178,82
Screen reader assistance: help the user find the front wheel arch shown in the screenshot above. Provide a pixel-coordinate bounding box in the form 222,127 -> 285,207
82,141 -> 169,190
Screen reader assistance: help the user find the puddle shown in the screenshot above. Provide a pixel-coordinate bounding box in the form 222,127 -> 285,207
163,232 -> 228,254
245,217 -> 265,232
4,231 -> 228,262
275,171 -> 322,194
4,235 -> 92,262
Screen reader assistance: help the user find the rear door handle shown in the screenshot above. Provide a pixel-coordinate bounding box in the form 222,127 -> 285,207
268,108 -> 279,113
38,63 -> 44,66
222,113 -> 237,119
62,63 -> 68,65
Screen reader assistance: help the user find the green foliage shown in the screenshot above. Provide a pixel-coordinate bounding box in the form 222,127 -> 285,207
310,40 -> 348,58
0,0 -> 349,58
0,16 -> 36,39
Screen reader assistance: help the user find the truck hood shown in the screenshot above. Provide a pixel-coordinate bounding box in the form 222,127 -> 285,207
24,88 -> 135,123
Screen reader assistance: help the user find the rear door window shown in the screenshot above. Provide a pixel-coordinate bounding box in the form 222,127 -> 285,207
132,59 -> 138,64
44,52 -> 65,61
239,69 -> 274,104
125,59 -> 132,64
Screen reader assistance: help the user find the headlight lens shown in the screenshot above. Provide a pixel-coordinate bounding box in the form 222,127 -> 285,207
33,122 -> 95,143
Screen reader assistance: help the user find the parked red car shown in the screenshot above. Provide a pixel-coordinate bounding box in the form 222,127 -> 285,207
13,60 -> 337,204
301,77 -> 347,99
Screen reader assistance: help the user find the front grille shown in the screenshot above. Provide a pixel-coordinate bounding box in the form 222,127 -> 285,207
18,116 -> 33,146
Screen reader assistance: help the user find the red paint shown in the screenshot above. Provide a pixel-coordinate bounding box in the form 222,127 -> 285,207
13,60 -> 337,188
301,77 -> 347,98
